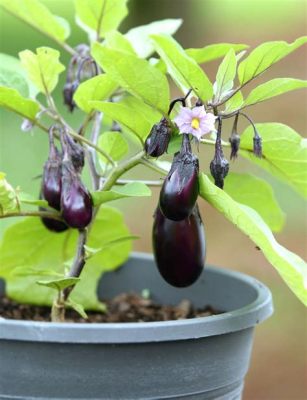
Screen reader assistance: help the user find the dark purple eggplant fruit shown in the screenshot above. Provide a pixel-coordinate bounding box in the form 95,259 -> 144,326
61,160 -> 92,229
40,208 -> 68,232
159,134 -> 199,221
144,117 -> 172,157
152,206 -> 206,288
42,129 -> 62,210
229,114 -> 240,160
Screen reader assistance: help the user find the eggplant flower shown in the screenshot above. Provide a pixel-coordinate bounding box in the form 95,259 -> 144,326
174,106 -> 217,140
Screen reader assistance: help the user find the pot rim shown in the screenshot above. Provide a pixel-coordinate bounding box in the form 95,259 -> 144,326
0,252 -> 273,343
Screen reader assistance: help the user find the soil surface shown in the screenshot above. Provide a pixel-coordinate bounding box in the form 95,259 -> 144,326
0,292 -> 220,323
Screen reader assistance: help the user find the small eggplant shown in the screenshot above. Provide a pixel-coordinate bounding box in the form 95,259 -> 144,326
40,208 -> 68,233
61,160 -> 92,229
42,130 -> 62,210
159,142 -> 199,221
144,117 -> 172,157
152,206 -> 206,288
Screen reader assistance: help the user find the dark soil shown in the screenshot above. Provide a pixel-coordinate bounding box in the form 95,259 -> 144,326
0,292 -> 220,323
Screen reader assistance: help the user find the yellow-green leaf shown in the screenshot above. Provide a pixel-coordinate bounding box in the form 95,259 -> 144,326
0,86 -> 39,120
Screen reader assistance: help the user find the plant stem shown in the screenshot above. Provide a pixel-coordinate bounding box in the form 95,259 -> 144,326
140,157 -> 169,175
86,112 -> 103,190
101,151 -> 146,191
0,210 -> 62,220
114,178 -> 163,187
51,291 -> 65,323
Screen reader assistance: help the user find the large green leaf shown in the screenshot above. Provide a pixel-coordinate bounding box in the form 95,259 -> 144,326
125,19 -> 182,58
19,47 -> 65,94
97,131 -> 129,164
224,90 -> 244,112
151,34 -> 213,101
0,54 -> 30,97
91,101 -> 153,142
224,173 -> 285,232
214,48 -> 237,102
91,43 -> 170,113
92,182 -> 151,205
75,0 -> 128,39
243,78 -> 307,107
0,206 -> 132,309
119,95 -> 162,125
104,30 -> 136,54
0,172 -> 19,215
238,37 -> 307,84
186,43 -> 248,64
240,123 -> 307,198
73,74 -> 117,113
199,174 -> 307,305
0,0 -> 70,42
0,86 -> 39,120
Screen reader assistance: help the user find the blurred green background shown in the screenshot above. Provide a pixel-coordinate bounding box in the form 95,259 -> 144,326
0,1 -> 306,399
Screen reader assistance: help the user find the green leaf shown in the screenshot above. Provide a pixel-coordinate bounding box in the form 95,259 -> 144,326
19,47 -> 65,94
125,19 -> 182,58
224,173 -> 285,232
224,90 -> 244,112
0,206 -> 132,309
37,277 -> 80,291
73,74 -> 117,113
0,54 -> 30,97
65,298 -> 88,319
214,48 -> 237,102
240,123 -> 307,198
238,36 -> 307,85
91,101 -> 153,142
243,78 -> 307,107
0,86 -> 40,120
91,43 -> 170,113
119,95 -> 162,125
104,30 -> 136,54
75,0 -> 128,39
92,182 -> 151,205
97,131 -> 129,163
0,0 -> 70,42
186,43 -> 248,64
199,174 -> 307,305
151,34 -> 213,101
0,172 -> 19,215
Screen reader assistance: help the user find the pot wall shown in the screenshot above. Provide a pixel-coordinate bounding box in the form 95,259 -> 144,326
0,253 -> 273,399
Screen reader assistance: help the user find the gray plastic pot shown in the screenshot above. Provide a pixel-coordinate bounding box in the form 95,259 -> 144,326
0,252 -> 273,400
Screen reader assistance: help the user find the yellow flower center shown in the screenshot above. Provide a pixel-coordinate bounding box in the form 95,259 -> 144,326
191,117 -> 200,130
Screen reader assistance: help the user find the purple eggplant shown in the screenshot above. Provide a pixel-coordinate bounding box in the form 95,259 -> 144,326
152,206 -> 206,288
40,209 -> 68,232
159,134 -> 199,221
63,131 -> 85,171
61,160 -> 92,229
42,129 -> 62,210
144,117 -> 172,157
63,80 -> 79,112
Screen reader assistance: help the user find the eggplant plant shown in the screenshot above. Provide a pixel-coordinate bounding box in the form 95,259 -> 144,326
0,0 -> 306,322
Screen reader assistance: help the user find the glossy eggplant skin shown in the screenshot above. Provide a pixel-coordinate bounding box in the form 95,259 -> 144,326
159,150 -> 199,221
61,161 -> 92,229
42,141 -> 62,210
144,117 -> 171,157
40,211 -> 68,233
152,206 -> 206,288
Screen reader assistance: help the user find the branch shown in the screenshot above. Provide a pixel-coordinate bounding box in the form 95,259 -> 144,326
0,210 -> 62,221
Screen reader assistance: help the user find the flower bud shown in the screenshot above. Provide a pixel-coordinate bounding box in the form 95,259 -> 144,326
210,117 -> 229,189
144,117 -> 172,157
61,160 -> 92,229
253,132 -> 262,158
63,80 -> 79,112
152,206 -> 206,288
159,135 -> 199,221
63,131 -> 85,171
